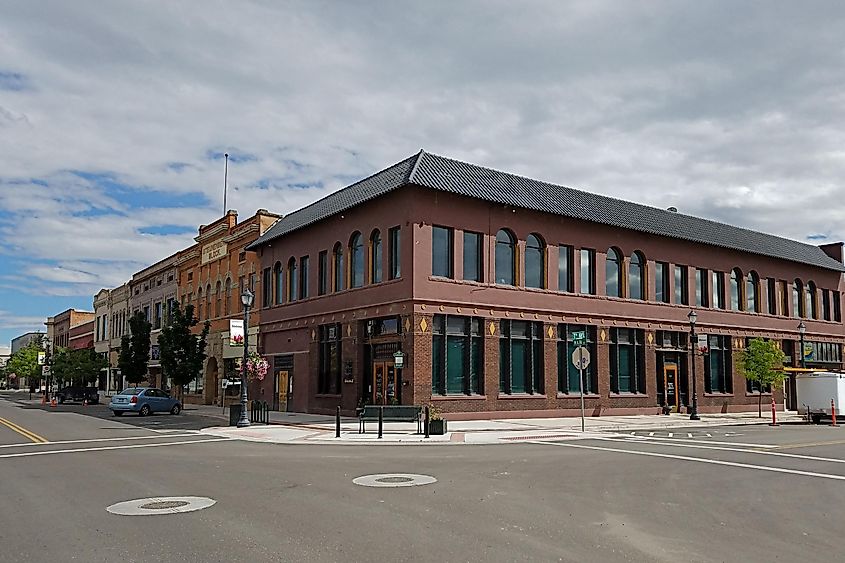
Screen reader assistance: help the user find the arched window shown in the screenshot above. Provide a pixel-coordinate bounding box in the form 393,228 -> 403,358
224,278 -> 231,316
196,287 -> 203,320
730,268 -> 743,311
746,271 -> 759,312
806,281 -> 818,319
333,243 -> 344,292
273,261 -> 283,305
629,251 -> 645,300
350,232 -> 364,288
605,247 -> 622,297
495,229 -> 516,285
793,279 -> 803,318
525,234 -> 545,288
205,284 -> 212,319
215,281 -> 222,317
370,229 -> 382,284
287,257 -> 297,301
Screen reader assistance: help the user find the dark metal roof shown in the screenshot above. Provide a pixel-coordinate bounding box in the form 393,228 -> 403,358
248,150 -> 845,272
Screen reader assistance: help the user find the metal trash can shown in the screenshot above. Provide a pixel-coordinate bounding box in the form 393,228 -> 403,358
229,404 -> 241,426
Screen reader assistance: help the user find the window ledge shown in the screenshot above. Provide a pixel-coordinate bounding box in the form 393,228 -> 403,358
745,392 -> 772,397
704,393 -> 734,397
431,394 -> 487,401
556,393 -> 599,399
608,393 -> 649,398
497,393 -> 547,400
315,394 -> 342,398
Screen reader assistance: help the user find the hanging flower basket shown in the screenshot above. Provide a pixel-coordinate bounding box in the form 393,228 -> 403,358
245,352 -> 269,381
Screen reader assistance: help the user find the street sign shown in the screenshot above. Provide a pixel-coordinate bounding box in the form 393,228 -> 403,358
393,351 -> 405,369
42,365 -> 51,376
571,346 -> 590,370
221,379 -> 229,389
572,330 -> 586,345
37,352 -> 45,366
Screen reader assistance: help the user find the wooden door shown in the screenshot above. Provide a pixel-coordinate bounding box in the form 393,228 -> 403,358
276,370 -> 289,412
663,364 -> 679,411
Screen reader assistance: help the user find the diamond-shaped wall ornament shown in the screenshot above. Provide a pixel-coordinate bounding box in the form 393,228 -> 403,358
420,318 -> 428,332
600,329 -> 607,342
404,318 -> 411,332
547,326 -> 554,339
347,324 -> 352,337
311,329 -> 316,340
647,333 -> 654,344
489,321 -> 496,335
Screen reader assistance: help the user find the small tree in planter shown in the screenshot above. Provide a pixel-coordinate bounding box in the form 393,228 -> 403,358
428,403 -> 447,435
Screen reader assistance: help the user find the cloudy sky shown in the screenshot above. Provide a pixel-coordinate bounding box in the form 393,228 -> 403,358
1,1 -> 845,352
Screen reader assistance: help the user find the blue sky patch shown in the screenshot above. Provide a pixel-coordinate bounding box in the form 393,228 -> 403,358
0,71 -> 28,91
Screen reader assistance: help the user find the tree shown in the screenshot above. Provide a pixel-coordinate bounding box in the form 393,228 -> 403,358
159,303 -> 210,400
118,311 -> 151,386
51,348 -> 106,386
6,340 -> 43,389
738,338 -> 787,418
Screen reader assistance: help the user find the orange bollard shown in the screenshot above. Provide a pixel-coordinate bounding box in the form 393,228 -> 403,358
50,398 -> 57,408
832,399 -> 838,427
770,396 -> 777,426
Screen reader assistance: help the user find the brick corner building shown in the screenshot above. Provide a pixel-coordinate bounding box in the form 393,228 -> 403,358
243,151 -> 845,418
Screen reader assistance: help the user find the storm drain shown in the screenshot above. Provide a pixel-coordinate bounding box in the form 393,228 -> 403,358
353,473 -> 437,488
106,496 -> 216,516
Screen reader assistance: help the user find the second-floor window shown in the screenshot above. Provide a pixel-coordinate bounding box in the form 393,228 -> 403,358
350,232 -> 364,288
299,256 -> 309,299
606,247 -> 622,297
655,262 -> 669,303
432,226 -> 454,278
463,231 -> 483,282
525,234 -> 545,289
370,230 -> 382,284
495,229 -> 516,285
580,249 -> 595,295
674,265 -> 688,305
695,268 -> 709,307
558,245 -> 573,292
629,251 -> 645,300
318,251 -> 328,296
388,226 -> 401,280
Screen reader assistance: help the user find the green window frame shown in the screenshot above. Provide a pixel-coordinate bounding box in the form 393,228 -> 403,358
610,328 -> 646,394
431,315 -> 483,396
499,320 -> 543,395
556,324 -> 597,394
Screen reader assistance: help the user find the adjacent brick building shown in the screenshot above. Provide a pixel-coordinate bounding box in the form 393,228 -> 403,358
176,209 -> 280,405
247,151 -> 845,418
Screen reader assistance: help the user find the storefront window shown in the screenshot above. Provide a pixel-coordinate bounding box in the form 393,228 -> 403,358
499,320 -> 543,394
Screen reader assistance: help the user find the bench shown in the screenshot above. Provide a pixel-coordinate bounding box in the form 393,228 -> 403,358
358,405 -> 422,434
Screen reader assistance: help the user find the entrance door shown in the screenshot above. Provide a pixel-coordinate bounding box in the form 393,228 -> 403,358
276,370 -> 289,412
371,361 -> 396,405
663,364 -> 679,411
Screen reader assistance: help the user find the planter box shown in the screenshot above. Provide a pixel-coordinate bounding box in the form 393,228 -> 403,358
428,419 -> 447,435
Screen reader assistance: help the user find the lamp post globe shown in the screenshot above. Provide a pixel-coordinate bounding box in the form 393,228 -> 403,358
798,321 -> 806,369
237,288 -> 254,428
687,310 -> 700,421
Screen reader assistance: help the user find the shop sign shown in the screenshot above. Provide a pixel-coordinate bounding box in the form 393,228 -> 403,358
229,319 -> 244,346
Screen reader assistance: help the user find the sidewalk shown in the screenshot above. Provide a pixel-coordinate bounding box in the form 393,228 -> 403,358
198,409 -> 807,446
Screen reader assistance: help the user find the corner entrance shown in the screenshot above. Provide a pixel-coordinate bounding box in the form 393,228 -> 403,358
371,361 -> 396,405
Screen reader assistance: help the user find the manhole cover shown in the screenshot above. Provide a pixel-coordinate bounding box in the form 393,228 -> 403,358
353,473 -> 437,488
376,476 -> 414,484
107,496 -> 216,516
140,501 -> 190,510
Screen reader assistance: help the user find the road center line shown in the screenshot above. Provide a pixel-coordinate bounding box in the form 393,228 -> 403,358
594,436 -> 845,464
0,432 -> 201,449
0,437 -> 232,459
0,417 -> 48,443
536,441 -> 845,481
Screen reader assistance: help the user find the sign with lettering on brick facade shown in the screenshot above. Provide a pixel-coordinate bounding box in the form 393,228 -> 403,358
201,240 -> 227,265
229,319 -> 244,346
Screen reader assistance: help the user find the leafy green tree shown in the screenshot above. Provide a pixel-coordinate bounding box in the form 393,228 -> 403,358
51,348 -> 107,386
159,303 -> 210,400
6,341 -> 43,389
118,311 -> 151,386
738,338 -> 787,418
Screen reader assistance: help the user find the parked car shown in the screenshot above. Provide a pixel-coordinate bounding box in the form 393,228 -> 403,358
108,387 -> 182,417
56,386 -> 100,404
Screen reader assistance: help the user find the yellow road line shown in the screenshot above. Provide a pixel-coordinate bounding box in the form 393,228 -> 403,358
776,439 -> 845,450
0,417 -> 48,444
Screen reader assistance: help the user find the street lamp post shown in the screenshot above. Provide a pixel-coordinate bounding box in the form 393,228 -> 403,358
798,321 -> 806,369
688,310 -> 700,421
237,288 -> 254,428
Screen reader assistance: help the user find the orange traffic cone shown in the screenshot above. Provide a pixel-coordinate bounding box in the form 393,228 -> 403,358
50,398 -> 57,408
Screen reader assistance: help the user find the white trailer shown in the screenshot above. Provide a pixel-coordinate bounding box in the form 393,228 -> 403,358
795,371 -> 845,423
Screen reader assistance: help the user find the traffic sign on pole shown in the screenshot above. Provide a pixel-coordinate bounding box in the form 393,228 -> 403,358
571,346 -> 590,370
572,330 -> 587,346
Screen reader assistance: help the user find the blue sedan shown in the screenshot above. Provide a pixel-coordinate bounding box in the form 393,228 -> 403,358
109,387 -> 182,417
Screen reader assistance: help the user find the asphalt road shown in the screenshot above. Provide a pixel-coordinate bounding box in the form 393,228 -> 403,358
1,396 -> 844,562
